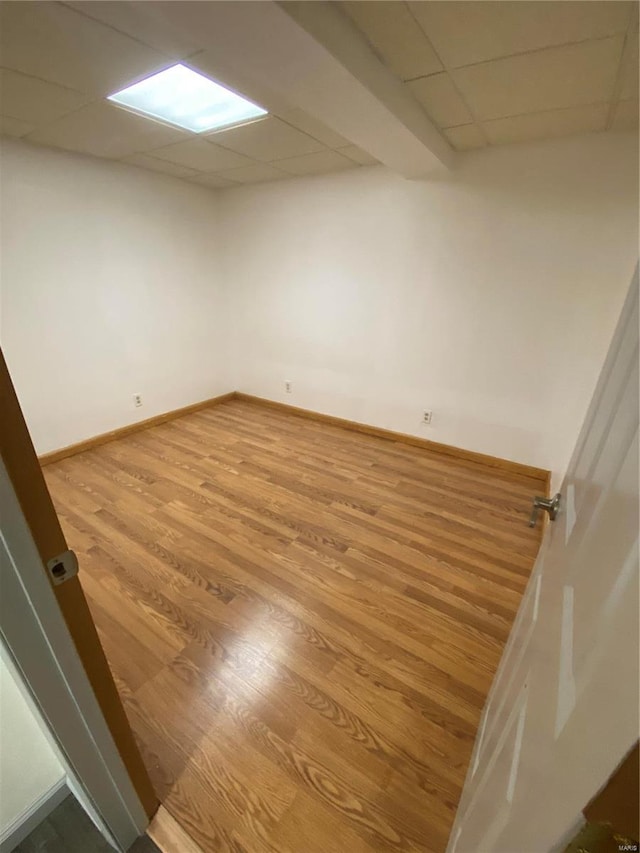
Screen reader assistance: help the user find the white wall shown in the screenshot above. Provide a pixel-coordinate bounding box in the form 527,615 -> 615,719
221,132 -> 639,487
0,647 -> 65,837
1,132 -> 637,486
0,139 -> 227,454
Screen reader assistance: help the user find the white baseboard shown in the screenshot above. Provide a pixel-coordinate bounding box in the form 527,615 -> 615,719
0,778 -> 69,853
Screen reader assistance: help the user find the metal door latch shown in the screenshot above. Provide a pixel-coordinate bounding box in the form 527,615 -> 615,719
529,493 -> 561,527
46,550 -> 79,586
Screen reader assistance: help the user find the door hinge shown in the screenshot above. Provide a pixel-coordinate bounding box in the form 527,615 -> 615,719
46,550 -> 79,586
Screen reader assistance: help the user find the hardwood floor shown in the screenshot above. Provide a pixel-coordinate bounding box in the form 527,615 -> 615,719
148,805 -> 205,853
43,399 -> 544,853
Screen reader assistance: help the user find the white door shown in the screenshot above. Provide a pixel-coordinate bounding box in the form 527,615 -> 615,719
448,269 -> 639,853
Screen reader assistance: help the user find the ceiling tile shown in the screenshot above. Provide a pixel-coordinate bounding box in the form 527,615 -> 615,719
342,1 -> 442,81
618,32 -> 639,100
26,101 -> 187,159
0,69 -> 90,127
66,2 -> 201,58
0,115 -> 36,138
442,124 -> 486,151
188,173 -> 238,189
338,145 -> 379,165
149,138 -> 253,171
453,36 -> 624,121
122,153 -> 198,178
409,1 -> 632,69
277,109 -> 351,148
407,73 -> 474,128
276,150 -> 356,176
610,99 -> 639,130
207,116 -> 324,162
217,163 -> 288,184
0,1 -> 172,97
484,103 -> 609,145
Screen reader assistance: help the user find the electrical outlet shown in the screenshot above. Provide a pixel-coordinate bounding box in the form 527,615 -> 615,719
423,410 -> 432,425
285,380 -> 292,394
133,393 -> 143,408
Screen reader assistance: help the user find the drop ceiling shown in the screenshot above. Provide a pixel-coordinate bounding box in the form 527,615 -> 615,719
0,1 -> 637,189
343,1 -> 638,148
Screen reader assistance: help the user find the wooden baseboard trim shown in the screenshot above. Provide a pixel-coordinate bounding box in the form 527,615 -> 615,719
38,389 -> 550,483
235,392 -> 550,483
38,392 -> 236,466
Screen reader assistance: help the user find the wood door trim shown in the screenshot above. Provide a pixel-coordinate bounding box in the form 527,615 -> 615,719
236,393 -> 550,483
0,349 -> 158,818
39,392 -> 236,466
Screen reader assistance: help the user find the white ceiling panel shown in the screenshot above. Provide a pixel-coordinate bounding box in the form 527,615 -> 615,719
149,138 -> 254,171
188,173 -> 238,189
342,1 -> 442,81
341,0 -> 637,152
218,163 -> 289,183
277,108 -> 351,148
484,103 -> 609,146
276,149 -> 355,176
26,101 -> 187,159
0,69 -> 90,127
443,124 -> 486,151
610,99 -> 639,130
207,116 -> 324,162
0,115 -> 36,138
453,36 -> 624,121
409,1 -> 633,69
408,73 -> 474,128
0,1 -> 172,97
65,1 -> 201,59
122,153 -> 198,178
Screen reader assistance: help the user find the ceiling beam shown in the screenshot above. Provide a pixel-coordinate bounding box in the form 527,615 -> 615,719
137,1 -> 455,177
278,1 -> 455,175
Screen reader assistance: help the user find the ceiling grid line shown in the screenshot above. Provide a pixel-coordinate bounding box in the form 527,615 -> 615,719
404,1 -> 490,146
58,1 -> 184,61
411,31 -> 631,75
605,8 -> 639,130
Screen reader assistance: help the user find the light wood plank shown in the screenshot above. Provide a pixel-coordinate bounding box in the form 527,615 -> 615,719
148,806 -> 204,853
